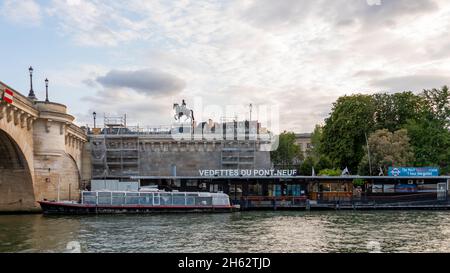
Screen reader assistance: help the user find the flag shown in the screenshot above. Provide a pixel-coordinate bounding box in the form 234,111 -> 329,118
312,167 -> 316,176
2,89 -> 13,104
342,167 -> 350,176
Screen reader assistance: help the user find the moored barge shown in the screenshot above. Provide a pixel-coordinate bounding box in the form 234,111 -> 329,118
38,189 -> 236,214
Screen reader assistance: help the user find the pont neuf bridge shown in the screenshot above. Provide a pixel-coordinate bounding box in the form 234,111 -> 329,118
0,69 -> 90,212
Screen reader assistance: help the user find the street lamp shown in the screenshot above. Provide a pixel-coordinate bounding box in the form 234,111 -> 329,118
45,78 -> 49,103
93,112 -> 97,128
28,66 -> 37,100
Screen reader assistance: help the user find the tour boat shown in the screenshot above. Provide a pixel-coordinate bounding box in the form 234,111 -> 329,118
38,188 -> 237,214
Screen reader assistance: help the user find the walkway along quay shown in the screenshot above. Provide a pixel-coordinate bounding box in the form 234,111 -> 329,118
131,175 -> 450,211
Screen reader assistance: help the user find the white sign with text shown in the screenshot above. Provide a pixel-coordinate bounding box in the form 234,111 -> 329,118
199,169 -> 297,177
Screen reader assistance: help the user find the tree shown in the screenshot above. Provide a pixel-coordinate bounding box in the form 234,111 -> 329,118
317,87 -> 450,175
316,155 -> 334,172
373,92 -> 425,132
271,131 -> 303,169
404,86 -> 450,174
321,94 -> 375,171
405,116 -> 450,174
299,156 -> 314,176
308,124 -> 323,159
358,129 -> 415,175
299,124 -> 334,175
422,86 -> 450,128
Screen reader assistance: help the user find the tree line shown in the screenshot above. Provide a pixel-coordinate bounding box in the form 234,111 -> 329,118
271,86 -> 450,175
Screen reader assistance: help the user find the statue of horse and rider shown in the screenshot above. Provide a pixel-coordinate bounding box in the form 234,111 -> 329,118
173,99 -> 194,122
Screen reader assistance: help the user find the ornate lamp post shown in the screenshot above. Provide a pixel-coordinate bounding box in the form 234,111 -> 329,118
28,66 -> 37,100
93,112 -> 97,129
45,78 -> 49,103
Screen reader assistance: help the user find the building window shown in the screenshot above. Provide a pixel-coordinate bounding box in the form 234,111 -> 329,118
186,180 -> 198,187
248,184 -> 263,196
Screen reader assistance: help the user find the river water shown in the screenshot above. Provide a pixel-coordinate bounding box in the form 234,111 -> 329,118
1,211 -> 449,253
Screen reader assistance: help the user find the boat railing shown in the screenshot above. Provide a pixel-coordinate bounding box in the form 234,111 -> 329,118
81,191 -> 230,207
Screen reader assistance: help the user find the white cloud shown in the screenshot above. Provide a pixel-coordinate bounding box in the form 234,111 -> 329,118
370,74 -> 450,92
0,0 -> 42,26
96,69 -> 186,96
46,0 -> 153,46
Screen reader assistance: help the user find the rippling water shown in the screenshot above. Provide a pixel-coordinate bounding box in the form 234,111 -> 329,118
1,211 -> 450,253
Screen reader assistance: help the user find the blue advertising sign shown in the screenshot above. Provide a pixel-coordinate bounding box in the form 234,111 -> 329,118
388,167 -> 439,177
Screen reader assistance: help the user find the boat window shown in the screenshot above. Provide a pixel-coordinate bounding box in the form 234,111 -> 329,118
98,192 -> 112,205
83,191 -> 96,196
125,192 -> 139,204
186,195 -> 195,205
212,196 -> 230,206
195,196 -> 212,206
112,192 -> 125,205
160,193 -> 173,205
82,191 -> 97,204
172,193 -> 186,206
139,193 -> 153,205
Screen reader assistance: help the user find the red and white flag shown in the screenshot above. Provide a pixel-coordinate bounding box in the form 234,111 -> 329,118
2,89 -> 13,104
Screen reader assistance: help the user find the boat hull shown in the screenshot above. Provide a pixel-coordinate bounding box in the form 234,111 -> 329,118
38,201 -> 236,215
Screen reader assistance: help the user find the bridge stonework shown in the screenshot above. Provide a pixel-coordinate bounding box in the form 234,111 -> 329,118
0,81 -> 87,212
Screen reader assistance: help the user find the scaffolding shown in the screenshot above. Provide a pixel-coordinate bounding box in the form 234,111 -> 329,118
221,140 -> 257,170
91,114 -> 139,179
90,114 -> 267,179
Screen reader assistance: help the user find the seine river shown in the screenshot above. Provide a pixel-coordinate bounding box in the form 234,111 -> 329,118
1,211 -> 450,253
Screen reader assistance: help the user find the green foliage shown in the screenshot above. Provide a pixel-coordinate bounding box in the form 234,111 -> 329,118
308,125 -> 323,158
271,131 -> 303,169
316,155 -> 333,171
373,92 -> 426,132
321,94 -> 375,170
299,156 -> 314,176
405,116 -> 450,174
422,85 -> 450,128
315,86 -> 450,175
318,169 -> 342,176
358,129 -> 415,175
299,154 -> 334,176
405,86 -> 450,174
299,124 -> 335,175
353,178 -> 365,187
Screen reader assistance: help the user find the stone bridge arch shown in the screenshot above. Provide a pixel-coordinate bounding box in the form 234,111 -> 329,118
1,81 -> 87,212
0,128 -> 36,211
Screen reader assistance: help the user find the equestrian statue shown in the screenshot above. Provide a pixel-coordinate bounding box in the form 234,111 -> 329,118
173,99 -> 195,122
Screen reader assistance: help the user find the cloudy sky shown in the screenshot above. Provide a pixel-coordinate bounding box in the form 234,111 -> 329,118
1,0 -> 450,133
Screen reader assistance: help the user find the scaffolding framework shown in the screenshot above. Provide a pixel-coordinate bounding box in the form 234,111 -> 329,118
90,114 -> 269,179
221,140 -> 256,170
